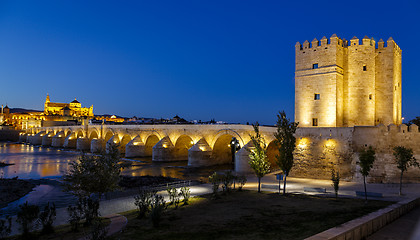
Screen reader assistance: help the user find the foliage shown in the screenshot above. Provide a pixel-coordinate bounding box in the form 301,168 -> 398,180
67,203 -> 83,232
81,197 -> 100,226
67,197 -> 100,230
180,186 -> 191,205
408,116 -> 420,126
208,172 -> 222,195
63,145 -> 122,228
63,144 -> 122,198
38,202 -> 56,235
274,111 -> 298,194
237,175 -> 247,191
16,201 -> 40,239
331,169 -> 340,199
85,218 -> 108,240
248,122 -> 270,193
0,217 -> 12,240
221,170 -> 235,192
166,187 -> 180,209
150,194 -> 166,228
393,146 -> 419,195
134,189 -> 156,219
359,146 -> 376,201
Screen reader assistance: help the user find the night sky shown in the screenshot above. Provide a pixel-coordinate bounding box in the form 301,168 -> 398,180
0,1 -> 419,125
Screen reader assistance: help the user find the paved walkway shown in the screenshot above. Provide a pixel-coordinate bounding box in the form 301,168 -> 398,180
366,206 -> 420,240
8,174 -> 420,238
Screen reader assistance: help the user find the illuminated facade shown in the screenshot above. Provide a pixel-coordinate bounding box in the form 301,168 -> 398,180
295,34 -> 402,127
44,94 -> 94,117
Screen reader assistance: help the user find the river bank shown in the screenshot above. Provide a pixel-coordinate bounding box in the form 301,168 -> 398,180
0,178 -> 37,209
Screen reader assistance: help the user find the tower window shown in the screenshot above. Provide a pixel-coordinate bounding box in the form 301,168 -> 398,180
314,93 -> 320,100
312,118 -> 318,126
363,65 -> 367,71
369,94 -> 372,100
312,63 -> 318,69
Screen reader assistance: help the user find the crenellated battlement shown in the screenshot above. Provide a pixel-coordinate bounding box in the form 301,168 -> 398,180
295,34 -> 400,50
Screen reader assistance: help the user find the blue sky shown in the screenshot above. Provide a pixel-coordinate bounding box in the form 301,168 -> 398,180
0,1 -> 419,125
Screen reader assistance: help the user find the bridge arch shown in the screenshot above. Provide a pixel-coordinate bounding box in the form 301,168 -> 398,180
212,129 -> 245,149
145,134 -> 160,157
212,133 -> 238,165
89,130 -> 99,140
104,130 -> 115,142
173,135 -> 194,161
76,129 -> 85,138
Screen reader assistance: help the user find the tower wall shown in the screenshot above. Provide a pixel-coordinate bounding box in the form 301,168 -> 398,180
346,37 -> 376,126
295,36 -> 344,127
295,34 -> 402,127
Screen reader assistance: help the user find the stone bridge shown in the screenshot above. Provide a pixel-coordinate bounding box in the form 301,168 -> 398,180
20,124 -> 279,173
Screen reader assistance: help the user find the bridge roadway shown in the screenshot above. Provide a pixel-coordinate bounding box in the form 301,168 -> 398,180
20,124 -> 278,173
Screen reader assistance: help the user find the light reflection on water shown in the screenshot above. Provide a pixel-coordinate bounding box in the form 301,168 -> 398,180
0,142 -> 230,216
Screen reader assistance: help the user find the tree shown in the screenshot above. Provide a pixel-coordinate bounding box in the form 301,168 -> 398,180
274,111 -> 298,194
359,146 -> 376,202
393,146 -> 419,195
63,144 -> 123,223
408,116 -> 420,126
248,123 -> 270,193
331,168 -> 340,199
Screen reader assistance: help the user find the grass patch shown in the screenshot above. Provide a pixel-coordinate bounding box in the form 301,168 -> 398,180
7,218 -> 111,240
111,190 -> 393,240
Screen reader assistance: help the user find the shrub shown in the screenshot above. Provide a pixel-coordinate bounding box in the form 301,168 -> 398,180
81,197 -> 100,226
331,169 -> 340,199
16,201 -> 39,239
166,187 -> 179,207
179,186 -> 191,205
38,202 -> 56,234
0,217 -> 12,240
67,204 -> 83,232
134,189 -> 155,219
85,218 -> 108,240
237,175 -> 247,191
150,194 -> 166,228
221,170 -> 234,192
208,172 -> 221,195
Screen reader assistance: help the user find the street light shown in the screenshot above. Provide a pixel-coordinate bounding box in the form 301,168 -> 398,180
230,137 -> 241,166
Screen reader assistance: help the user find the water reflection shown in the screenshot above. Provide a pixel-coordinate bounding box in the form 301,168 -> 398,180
0,142 -> 231,216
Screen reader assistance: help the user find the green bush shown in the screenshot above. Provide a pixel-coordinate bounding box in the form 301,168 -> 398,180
180,186 -> 191,205
150,194 -> 166,228
237,175 -> 247,191
16,201 -> 39,239
208,172 -> 222,195
67,204 -> 83,232
134,189 -> 156,219
166,187 -> 179,207
38,202 -> 56,234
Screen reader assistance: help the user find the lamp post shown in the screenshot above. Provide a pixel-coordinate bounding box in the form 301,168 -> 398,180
230,137 -> 241,166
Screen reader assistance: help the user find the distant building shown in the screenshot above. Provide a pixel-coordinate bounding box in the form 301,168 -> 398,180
44,94 -> 93,117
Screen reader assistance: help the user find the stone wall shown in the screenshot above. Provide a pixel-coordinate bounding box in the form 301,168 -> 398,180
294,124 -> 420,183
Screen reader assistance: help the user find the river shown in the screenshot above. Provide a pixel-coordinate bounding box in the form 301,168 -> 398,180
0,142 -> 230,216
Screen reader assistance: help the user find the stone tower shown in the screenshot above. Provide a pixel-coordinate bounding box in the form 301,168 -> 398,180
295,34 -> 402,127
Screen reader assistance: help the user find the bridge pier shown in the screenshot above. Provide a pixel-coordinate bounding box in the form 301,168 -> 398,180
42,133 -> 54,146
63,134 -> 77,148
77,137 -> 91,151
91,139 -> 105,153
188,138 -> 212,166
235,141 -> 253,173
125,136 -> 145,157
31,131 -> 45,145
19,133 -> 27,143
152,136 -> 176,161
51,132 -> 65,147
